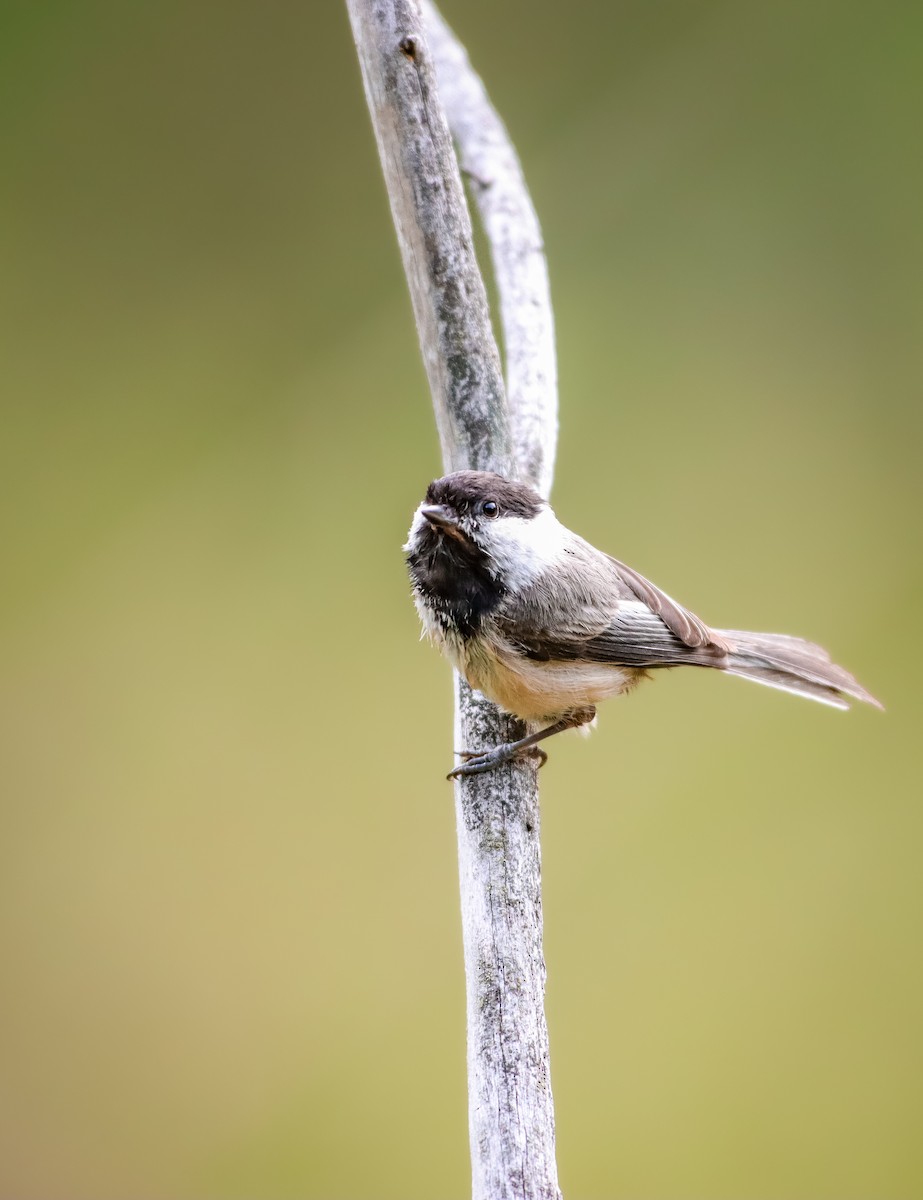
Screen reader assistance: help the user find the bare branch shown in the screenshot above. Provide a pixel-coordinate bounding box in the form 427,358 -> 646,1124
421,1 -> 558,499
451,690 -> 562,1200
345,0 -> 511,475
346,3 -> 561,1197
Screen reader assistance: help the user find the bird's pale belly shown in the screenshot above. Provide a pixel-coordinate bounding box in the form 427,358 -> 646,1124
415,600 -> 642,723
463,637 -> 641,723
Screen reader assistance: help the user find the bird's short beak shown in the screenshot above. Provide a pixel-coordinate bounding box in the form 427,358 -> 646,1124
420,503 -> 458,529
420,504 -> 464,537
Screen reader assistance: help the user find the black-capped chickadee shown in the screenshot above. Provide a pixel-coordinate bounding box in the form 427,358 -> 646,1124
405,470 -> 881,778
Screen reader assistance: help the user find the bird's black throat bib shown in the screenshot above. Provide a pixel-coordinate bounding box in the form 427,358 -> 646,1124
407,528 -> 505,639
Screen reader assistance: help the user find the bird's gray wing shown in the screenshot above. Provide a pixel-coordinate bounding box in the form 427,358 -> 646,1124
604,554 -> 728,651
495,539 -> 730,666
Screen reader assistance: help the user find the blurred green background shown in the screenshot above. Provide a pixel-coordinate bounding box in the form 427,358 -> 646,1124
1,0 -> 920,1196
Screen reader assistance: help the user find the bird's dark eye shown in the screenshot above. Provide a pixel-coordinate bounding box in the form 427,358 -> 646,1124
481,500 -> 499,518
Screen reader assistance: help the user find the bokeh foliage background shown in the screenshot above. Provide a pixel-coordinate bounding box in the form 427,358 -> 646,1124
1,0 -> 920,1196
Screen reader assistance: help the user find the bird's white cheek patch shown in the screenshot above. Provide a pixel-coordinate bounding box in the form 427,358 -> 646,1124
403,506 -> 429,553
488,506 -> 567,592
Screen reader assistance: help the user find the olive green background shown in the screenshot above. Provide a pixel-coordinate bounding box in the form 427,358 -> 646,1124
1,1 -> 920,1196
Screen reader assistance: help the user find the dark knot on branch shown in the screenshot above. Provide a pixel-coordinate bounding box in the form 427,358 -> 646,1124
398,34 -> 418,59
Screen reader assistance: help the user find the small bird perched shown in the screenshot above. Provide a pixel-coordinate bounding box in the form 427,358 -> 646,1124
405,470 -> 881,778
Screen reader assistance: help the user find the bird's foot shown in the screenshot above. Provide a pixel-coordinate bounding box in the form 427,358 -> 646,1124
447,743 -> 547,780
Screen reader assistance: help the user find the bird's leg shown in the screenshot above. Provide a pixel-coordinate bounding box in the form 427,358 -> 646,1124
448,707 -> 596,779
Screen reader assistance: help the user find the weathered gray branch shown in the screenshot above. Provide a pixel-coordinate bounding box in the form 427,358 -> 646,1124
421,0 -> 558,499
346,0 -> 511,476
346,3 -> 560,1197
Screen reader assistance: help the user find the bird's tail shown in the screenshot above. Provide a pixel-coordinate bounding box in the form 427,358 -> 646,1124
716,629 -> 882,711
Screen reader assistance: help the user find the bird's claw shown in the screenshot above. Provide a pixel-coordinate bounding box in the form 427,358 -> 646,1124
447,744 -> 547,780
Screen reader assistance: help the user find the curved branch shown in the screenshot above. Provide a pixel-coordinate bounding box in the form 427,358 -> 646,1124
345,0 -> 511,476
346,4 -> 561,1197
421,0 -> 558,499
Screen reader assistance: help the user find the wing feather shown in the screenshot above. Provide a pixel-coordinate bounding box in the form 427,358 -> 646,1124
495,537 -> 729,667
605,555 -> 729,651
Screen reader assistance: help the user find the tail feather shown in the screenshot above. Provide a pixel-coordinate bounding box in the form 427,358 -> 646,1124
717,629 -> 883,711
